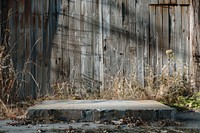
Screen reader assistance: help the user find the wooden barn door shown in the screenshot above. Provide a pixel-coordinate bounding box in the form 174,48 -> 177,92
149,5 -> 190,75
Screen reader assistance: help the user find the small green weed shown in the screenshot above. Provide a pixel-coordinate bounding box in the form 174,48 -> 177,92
173,93 -> 200,110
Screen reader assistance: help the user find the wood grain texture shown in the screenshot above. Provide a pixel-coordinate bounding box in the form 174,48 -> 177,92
1,0 -> 194,98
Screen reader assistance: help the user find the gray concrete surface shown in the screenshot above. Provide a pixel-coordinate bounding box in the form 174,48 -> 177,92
1,111 -> 200,133
27,100 -> 176,122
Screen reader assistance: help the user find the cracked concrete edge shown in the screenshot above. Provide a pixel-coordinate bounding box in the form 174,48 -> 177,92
27,108 -> 176,122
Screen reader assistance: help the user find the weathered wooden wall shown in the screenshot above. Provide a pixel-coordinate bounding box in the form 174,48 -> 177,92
0,0 -> 57,99
191,0 -> 200,91
1,0 -> 196,99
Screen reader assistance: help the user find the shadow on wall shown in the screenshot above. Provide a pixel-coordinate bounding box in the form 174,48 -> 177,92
0,0 -> 193,99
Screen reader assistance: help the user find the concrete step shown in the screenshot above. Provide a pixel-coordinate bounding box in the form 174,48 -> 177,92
27,100 -> 176,122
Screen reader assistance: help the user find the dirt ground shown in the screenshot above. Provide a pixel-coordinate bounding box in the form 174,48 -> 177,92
0,111 -> 200,133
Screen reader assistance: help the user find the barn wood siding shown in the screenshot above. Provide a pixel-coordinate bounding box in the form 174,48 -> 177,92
0,0 -> 195,99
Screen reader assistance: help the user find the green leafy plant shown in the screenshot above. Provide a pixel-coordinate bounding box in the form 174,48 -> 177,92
173,93 -> 200,110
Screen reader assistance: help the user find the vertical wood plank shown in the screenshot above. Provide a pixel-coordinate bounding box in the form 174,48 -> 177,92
93,0 -> 100,87
149,6 -> 156,71
170,0 -> 177,4
143,0 -> 150,78
117,0 -> 123,75
128,0 -> 136,74
175,5 -> 182,62
88,0 -> 94,89
162,6 -> 169,71
122,0 -> 129,76
169,6 -> 175,50
50,0 -> 58,92
42,0 -> 50,94
169,6 -> 176,74
69,0 -> 76,85
155,6 -> 163,75
62,0 -> 70,84
182,6 -> 189,75
10,1 -> 18,69
163,0 -> 171,4
109,0 -> 119,76
180,0 -> 190,4
177,0 -> 183,4
99,0 -> 104,90
17,0 -> 25,98
75,0 -> 81,83
51,0 -> 62,86
103,0 -> 111,79
35,0 -> 43,96
136,1 -> 144,85
24,0 -> 32,98
159,0 -> 164,4
150,0 -> 159,4
184,0 -> 189,4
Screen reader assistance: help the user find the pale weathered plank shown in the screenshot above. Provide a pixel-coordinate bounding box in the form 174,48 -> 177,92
181,6 -> 189,76
116,0 -> 123,75
175,5 -> 182,61
103,0 -> 111,78
170,0 -> 177,4
110,0 -> 117,69
169,6 -> 176,74
81,0 -> 93,87
136,1 -> 144,85
177,0 -> 190,4
162,6 -> 169,71
150,0 -> 159,4
98,0 -> 104,90
163,0 -> 171,4
75,0 -> 81,83
92,0 -> 101,85
69,0 -> 76,85
159,0 -> 164,4
128,0 -> 136,74
183,0 -> 190,4
143,0 -> 150,78
149,6 -> 157,71
177,0 -> 183,4
155,6 -> 163,75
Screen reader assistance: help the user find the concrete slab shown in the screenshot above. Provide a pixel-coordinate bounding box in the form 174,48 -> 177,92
27,100 -> 176,122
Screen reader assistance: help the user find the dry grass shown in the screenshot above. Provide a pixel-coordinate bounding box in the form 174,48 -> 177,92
100,50 -> 192,104
50,50 -> 193,106
0,8 -> 40,119
0,45 -> 16,104
0,99 -> 29,120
